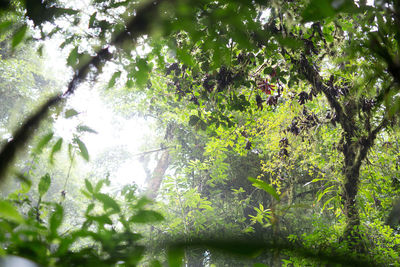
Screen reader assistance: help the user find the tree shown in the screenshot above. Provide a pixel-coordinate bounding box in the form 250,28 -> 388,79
1,0 -> 400,265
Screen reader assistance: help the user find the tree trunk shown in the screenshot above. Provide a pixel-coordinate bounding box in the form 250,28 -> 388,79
341,143 -> 362,244
146,150 -> 170,199
145,123 -> 174,199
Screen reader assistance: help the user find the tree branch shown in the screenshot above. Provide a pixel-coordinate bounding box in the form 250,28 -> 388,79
296,54 -> 354,136
355,116 -> 388,168
0,0 -> 165,182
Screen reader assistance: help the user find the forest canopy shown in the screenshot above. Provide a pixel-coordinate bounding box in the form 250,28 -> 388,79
0,0 -> 400,266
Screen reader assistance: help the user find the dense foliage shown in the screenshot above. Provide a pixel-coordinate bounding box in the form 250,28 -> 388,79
1,0 -> 400,266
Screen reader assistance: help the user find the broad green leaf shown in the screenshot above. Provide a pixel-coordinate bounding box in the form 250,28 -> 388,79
0,21 -> 12,34
49,204 -> 63,236
76,125 -> 98,134
65,108 -> 79,118
176,48 -> 194,66
34,132 -> 54,154
167,246 -> 184,267
50,138 -> 63,164
264,67 -> 274,74
85,203 -> 95,215
302,0 -> 359,22
248,177 -> 280,201
95,193 -> 120,212
134,196 -> 153,209
85,179 -> 93,193
38,173 -> 51,197
253,263 -> 269,267
88,214 -> 113,225
89,12 -> 97,28
15,173 -> 32,189
75,138 -> 89,161
107,71 -> 122,89
94,180 -> 104,193
67,47 -> 79,68
0,200 -> 24,223
130,210 -> 164,223
276,36 -> 303,49
12,25 -> 27,48
133,58 -> 151,88
81,190 -> 92,199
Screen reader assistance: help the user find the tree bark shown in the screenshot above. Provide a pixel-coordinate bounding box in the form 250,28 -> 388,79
341,142 -> 362,243
145,123 -> 174,199
146,150 -> 170,199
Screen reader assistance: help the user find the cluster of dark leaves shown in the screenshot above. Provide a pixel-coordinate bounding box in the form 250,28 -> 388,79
279,137 -> 289,157
203,75 -> 215,93
326,110 -> 338,126
166,63 -> 181,76
256,94 -> 281,111
361,97 -> 375,113
327,76 -> 350,98
286,108 -> 319,136
25,0 -> 78,27
216,66 -> 234,92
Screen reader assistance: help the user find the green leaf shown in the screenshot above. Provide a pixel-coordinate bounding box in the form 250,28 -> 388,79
34,132 -> 54,154
76,125 -> 98,134
75,138 -> 89,161
50,138 -> 63,164
95,193 -> 120,212
264,67 -> 274,74
248,177 -> 280,201
317,185 -> 335,202
85,204 -> 95,217
12,25 -> 27,48
49,204 -> 63,236
133,58 -> 151,88
15,173 -> 32,189
176,48 -> 194,66
0,21 -> 12,34
107,71 -> 122,89
65,108 -> 79,118
130,210 -> 164,223
88,12 -> 97,28
167,246 -> 184,267
88,214 -> 113,225
67,47 -> 79,68
301,0 -> 359,22
0,200 -> 24,223
134,196 -> 153,209
94,180 -> 104,193
276,36 -> 303,49
85,179 -> 93,193
38,173 -> 51,197
253,264 -> 269,267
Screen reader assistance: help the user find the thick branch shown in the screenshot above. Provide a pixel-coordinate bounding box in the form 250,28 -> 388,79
146,150 -> 170,199
297,55 -> 354,136
0,95 -> 62,180
356,117 -> 388,168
